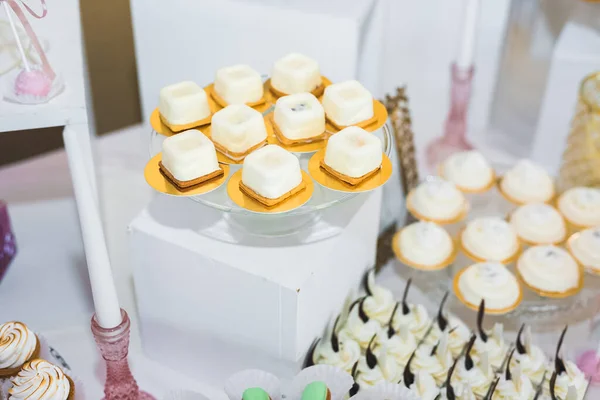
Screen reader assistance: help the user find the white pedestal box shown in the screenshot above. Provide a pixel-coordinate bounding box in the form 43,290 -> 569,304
129,189 -> 382,381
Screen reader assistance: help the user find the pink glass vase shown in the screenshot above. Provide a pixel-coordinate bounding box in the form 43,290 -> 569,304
91,309 -> 156,400
426,63 -> 475,171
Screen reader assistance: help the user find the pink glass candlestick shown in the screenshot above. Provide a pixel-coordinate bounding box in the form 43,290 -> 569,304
426,63 -> 475,171
0,200 -> 17,283
91,309 -> 156,400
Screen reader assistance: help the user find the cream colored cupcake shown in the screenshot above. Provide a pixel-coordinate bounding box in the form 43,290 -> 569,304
459,217 -> 521,263
454,262 -> 522,315
406,179 -> 468,224
509,203 -> 567,246
558,187 -> 600,231
567,226 -> 600,274
392,221 -> 456,270
0,322 -> 40,377
498,159 -> 555,205
517,245 -> 583,298
440,150 -> 495,193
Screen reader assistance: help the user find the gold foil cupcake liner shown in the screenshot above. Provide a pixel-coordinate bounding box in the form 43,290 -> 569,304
405,191 -> 469,225
496,176 -> 556,206
437,164 -> 497,194
457,226 -> 522,265
452,265 -> 523,315
566,232 -> 600,276
324,100 -> 389,134
516,258 -> 585,299
391,228 -> 457,271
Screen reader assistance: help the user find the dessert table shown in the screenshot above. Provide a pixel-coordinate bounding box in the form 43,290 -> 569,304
1,124 -> 598,398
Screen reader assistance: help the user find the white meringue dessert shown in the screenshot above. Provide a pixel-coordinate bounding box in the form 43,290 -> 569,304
213,64 -> 264,105
159,81 -> 211,127
558,186 -> 600,229
407,179 -> 467,223
273,93 -> 325,143
395,221 -> 454,269
270,53 -> 321,95
461,217 -> 520,262
322,126 -> 382,184
456,262 -> 521,313
500,159 -> 555,204
510,203 -> 566,245
441,150 -> 494,192
568,226 -> 600,273
240,145 -> 304,205
160,129 -> 222,188
210,104 -> 268,159
322,80 -> 374,127
517,245 -> 581,297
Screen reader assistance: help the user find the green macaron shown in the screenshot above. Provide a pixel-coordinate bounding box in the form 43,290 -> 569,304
301,381 -> 328,400
242,387 -> 270,400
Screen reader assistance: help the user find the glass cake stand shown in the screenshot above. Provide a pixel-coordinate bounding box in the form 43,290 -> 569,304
147,113 -> 393,239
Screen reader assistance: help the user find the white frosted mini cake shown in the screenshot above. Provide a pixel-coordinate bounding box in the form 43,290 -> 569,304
441,150 -> 495,193
213,64 -> 264,106
558,186 -> 600,229
510,203 -> 566,245
499,159 -> 555,204
210,105 -> 268,160
321,126 -> 382,185
159,81 -> 211,130
160,129 -> 223,189
322,80 -> 375,128
460,217 -> 520,263
240,145 -> 305,206
270,53 -> 322,96
273,93 -> 325,144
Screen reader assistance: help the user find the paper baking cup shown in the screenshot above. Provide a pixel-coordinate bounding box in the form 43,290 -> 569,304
457,226 -> 521,265
224,369 -> 281,400
287,365 -> 353,400
227,169 -> 314,214
324,100 -> 389,134
349,382 -> 420,400
496,176 -> 556,207
3,70 -> 65,105
567,232 -> 600,276
516,257 -> 584,299
452,266 -> 523,315
405,191 -> 469,226
437,165 -> 497,194
163,390 -> 211,400
308,150 -> 393,193
205,83 -> 272,114
391,228 -> 457,271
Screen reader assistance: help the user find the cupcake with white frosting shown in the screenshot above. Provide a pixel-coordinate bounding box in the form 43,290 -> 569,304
426,292 -> 471,358
308,316 -> 361,374
451,336 -> 495,398
0,322 -> 40,377
361,269 -> 396,324
406,179 -> 468,225
471,301 -> 510,370
440,150 -> 495,193
510,203 -> 567,246
498,159 -> 555,205
339,298 -> 382,349
375,303 -> 417,368
546,327 -> 588,400
454,262 -> 522,314
412,332 -> 454,385
517,245 -> 583,298
393,221 -> 456,270
558,187 -> 600,231
404,368 -> 441,400
510,324 -> 548,386
491,349 -> 535,400
355,335 -> 401,388
567,226 -> 600,274
438,359 -> 477,400
8,359 -> 74,400
459,217 -> 521,263
389,280 -> 431,340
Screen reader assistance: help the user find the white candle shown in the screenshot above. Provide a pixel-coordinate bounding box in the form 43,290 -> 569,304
456,0 -> 481,69
63,128 -> 122,328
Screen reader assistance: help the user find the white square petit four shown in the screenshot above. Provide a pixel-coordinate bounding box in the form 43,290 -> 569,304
213,64 -> 264,105
160,129 -> 222,188
273,93 -> 325,143
270,53 -> 321,95
322,80 -> 374,127
159,81 -> 211,127
323,126 -> 382,184
241,145 -> 304,205
210,104 -> 268,159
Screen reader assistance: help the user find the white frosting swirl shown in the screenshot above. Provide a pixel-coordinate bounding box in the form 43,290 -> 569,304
9,359 -> 70,400
356,350 -> 400,387
397,222 -> 454,268
0,322 -> 37,370
474,324 -> 509,369
569,226 -> 600,271
500,159 -> 554,204
439,385 -> 477,400
492,374 -> 534,400
391,304 -> 431,340
558,187 -> 600,228
408,179 -> 466,222
427,316 -> 471,358
362,271 -> 396,324
510,203 -> 566,244
451,357 -> 494,397
410,372 -> 440,400
442,150 -> 494,192
461,217 -> 519,262
517,245 -> 580,294
457,262 -> 521,311
375,330 -> 417,367
547,361 -> 588,400
313,336 -> 361,374
412,341 -> 453,385
339,302 -> 382,349
510,346 -> 548,385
